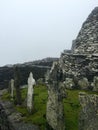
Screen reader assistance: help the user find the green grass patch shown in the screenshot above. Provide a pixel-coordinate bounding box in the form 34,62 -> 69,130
1,91 -> 10,100
16,85 -> 47,130
2,85 -> 98,130
64,90 -> 81,130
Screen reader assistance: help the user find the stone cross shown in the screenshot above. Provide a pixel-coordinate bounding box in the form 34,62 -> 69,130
10,79 -> 14,100
27,72 -> 36,113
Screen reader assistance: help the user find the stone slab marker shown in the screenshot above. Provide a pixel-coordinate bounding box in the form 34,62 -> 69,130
46,62 -> 66,130
79,92 -> 98,130
27,72 -> 35,113
10,79 -> 14,100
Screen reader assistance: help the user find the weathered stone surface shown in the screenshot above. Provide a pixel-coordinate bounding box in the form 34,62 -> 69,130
0,89 -> 39,130
72,7 -> 98,54
46,7 -> 98,130
27,72 -> 36,113
13,123 -> 39,130
78,78 -> 89,90
64,78 -> 75,89
93,76 -> 98,91
56,7 -> 98,91
79,92 -> 98,130
46,62 -> 66,130
0,58 -> 58,89
10,79 -> 14,100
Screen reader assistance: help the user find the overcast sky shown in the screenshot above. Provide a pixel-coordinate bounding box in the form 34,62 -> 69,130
0,0 -> 97,66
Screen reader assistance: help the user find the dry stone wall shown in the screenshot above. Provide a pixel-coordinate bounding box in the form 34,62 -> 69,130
58,7 -> 98,91
72,7 -> 98,54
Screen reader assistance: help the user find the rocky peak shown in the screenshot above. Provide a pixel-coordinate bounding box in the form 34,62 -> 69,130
50,7 -> 98,91
87,7 -> 98,21
72,7 -> 98,54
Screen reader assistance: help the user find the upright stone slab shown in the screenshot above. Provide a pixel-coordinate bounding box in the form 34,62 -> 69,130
79,92 -> 98,130
27,72 -> 36,113
46,62 -> 66,130
10,79 -> 14,100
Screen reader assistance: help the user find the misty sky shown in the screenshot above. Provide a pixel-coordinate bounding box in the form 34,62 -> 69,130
0,0 -> 97,66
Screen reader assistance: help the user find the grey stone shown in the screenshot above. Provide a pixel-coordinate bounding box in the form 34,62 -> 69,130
10,79 -> 14,100
46,7 -> 98,130
0,89 -> 39,130
46,62 -> 66,130
78,78 -> 89,90
27,72 -> 36,113
93,76 -> 98,91
79,92 -> 98,130
64,78 -> 75,89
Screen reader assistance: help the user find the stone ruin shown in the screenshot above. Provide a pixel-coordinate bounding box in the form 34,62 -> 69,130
46,7 -> 98,130
46,62 -> 66,130
79,92 -> 98,130
27,72 -> 36,113
59,7 -> 98,91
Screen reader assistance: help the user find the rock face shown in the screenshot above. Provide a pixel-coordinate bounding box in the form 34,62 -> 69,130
72,7 -> 98,54
0,89 -> 39,130
64,78 -> 75,89
46,62 -> 66,130
79,92 -> 98,130
78,78 -> 89,90
0,102 -> 14,130
93,76 -> 98,91
27,72 -> 36,113
0,57 -> 58,89
58,7 -> 98,91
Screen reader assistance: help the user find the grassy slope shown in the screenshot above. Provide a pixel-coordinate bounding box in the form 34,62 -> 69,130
64,90 -> 81,130
2,85 -> 97,130
15,85 -> 48,130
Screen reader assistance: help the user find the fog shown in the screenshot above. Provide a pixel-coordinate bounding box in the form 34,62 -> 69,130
0,0 -> 97,66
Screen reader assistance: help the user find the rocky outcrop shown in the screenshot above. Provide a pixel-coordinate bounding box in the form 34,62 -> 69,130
72,7 -> 98,54
58,7 -> 98,91
79,92 -> 98,130
46,62 -> 66,130
0,103 -> 14,130
0,57 -> 58,89
93,76 -> 98,91
0,89 -> 39,130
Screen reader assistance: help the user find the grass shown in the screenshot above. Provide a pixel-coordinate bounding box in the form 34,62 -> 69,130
64,90 -> 81,130
2,85 -> 98,130
1,91 -> 11,100
16,85 -> 48,130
